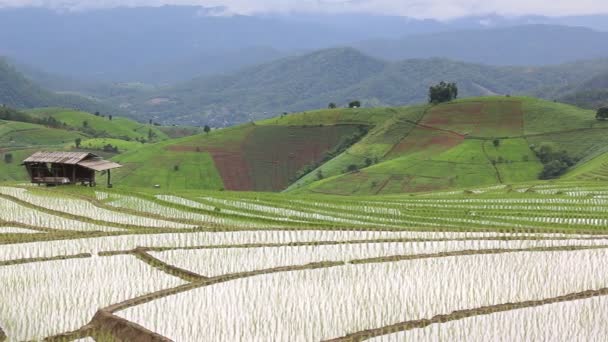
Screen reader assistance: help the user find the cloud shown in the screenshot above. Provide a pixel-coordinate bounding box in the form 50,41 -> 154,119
1,0 -> 608,19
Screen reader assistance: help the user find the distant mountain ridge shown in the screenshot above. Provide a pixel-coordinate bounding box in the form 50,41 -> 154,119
121,48 -> 608,126
356,25 -> 608,66
0,58 -> 118,115
2,6 -> 608,84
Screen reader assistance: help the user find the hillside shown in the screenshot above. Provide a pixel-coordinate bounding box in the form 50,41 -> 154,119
291,97 -> 608,195
0,106 -> 193,182
6,7 -> 598,84
357,25 -> 608,66
122,48 -> 608,126
107,96 -> 608,194
559,71 -> 608,109
111,107 -> 383,191
0,58 -> 118,114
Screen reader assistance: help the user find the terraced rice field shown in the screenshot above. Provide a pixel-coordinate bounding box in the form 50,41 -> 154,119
2,181 -> 608,340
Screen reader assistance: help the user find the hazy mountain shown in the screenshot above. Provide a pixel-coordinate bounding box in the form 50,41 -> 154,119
357,25 -> 608,65
558,71 -> 608,109
3,7 -> 608,84
118,48 -> 608,126
0,58 -> 119,114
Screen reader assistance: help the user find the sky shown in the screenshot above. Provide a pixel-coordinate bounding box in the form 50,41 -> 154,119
1,0 -> 608,19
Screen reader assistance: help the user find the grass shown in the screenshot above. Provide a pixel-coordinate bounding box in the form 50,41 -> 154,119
292,96 -> 608,195
27,108 -> 169,141
0,120 -> 85,147
74,138 -> 144,153
3,96 -> 608,195
112,144 -> 225,190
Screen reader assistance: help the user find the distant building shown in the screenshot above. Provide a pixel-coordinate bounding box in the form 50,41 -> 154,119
22,151 -> 122,187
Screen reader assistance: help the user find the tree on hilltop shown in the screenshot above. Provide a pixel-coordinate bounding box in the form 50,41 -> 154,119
596,107 -> 608,120
429,82 -> 458,104
348,101 -> 361,108
328,103 -> 337,109
204,125 -> 211,134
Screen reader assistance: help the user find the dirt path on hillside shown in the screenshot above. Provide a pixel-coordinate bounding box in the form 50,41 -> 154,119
481,141 -> 503,184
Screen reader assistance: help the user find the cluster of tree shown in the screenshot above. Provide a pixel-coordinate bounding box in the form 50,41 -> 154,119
103,144 -> 119,153
290,125 -> 370,183
533,144 -> 577,180
0,106 -> 64,128
328,100 -> 361,109
429,82 -> 458,104
345,157 -> 377,174
3,153 -> 13,164
93,112 -> 113,120
596,107 -> 608,120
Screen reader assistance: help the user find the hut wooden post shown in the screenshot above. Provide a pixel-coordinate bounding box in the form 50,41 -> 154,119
107,169 -> 112,188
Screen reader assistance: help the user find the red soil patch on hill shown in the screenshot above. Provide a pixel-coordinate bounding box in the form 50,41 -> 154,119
387,126 -> 465,158
168,125 -> 362,191
422,101 -> 523,137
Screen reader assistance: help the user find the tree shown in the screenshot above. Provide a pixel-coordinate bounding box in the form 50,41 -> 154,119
82,120 -> 88,128
316,170 -> 324,180
429,82 -> 458,104
328,103 -> 337,109
204,125 -> 211,134
596,107 -> 608,120
493,139 -> 501,147
75,138 -> 82,148
94,111 -> 100,116
3,153 -> 13,164
349,101 -> 361,108
108,115 -> 113,121
346,164 -> 359,172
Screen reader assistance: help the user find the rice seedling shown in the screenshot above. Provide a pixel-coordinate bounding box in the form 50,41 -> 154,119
372,296 -> 608,341
117,248 -> 608,341
0,255 -> 185,341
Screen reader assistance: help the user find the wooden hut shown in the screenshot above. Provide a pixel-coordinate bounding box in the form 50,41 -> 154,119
22,151 -> 122,187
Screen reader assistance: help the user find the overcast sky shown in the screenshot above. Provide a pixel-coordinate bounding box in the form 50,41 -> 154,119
1,0 -> 608,19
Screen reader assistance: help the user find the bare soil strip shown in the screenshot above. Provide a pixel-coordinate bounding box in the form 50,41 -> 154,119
0,220 -> 57,233
133,248 -> 208,282
0,253 -> 92,267
324,287 -> 608,341
481,140 -> 503,184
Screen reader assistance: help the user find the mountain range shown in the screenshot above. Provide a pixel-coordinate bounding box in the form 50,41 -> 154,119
114,48 -> 608,126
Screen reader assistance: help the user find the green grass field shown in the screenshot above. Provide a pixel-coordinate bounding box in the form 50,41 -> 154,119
3,96 -> 608,195
27,108 -> 169,141
291,96 -> 607,195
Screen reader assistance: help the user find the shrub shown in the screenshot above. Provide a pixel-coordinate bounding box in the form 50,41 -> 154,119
346,164 -> 359,173
3,153 -> 13,164
596,107 -> 608,121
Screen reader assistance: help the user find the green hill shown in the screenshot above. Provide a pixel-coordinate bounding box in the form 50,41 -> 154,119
112,108 -> 380,191
0,106 -> 196,182
558,71 -> 608,109
26,108 -> 169,141
107,96 -> 608,194
120,48 -> 608,127
290,97 -> 608,195
0,57 -> 119,115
